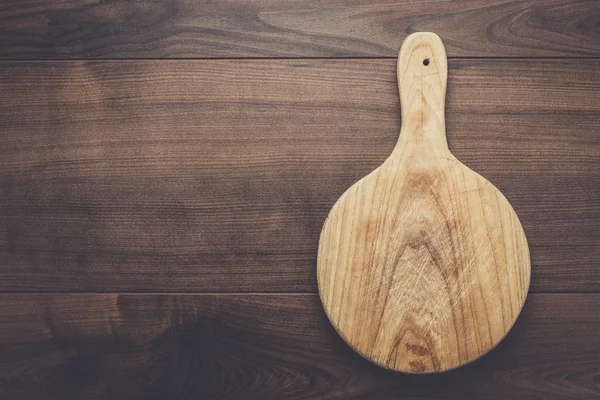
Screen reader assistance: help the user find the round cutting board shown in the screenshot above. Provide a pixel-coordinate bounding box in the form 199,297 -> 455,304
317,32 -> 530,373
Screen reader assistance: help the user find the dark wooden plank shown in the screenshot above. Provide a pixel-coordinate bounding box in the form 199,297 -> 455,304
0,60 -> 599,292
0,293 -> 598,399
1,0 -> 600,58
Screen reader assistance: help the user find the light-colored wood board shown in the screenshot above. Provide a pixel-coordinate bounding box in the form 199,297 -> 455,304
318,33 -> 529,373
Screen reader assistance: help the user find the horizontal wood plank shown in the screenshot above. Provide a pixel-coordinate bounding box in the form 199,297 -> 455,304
0,59 -> 599,292
0,293 -> 599,399
1,0 -> 600,58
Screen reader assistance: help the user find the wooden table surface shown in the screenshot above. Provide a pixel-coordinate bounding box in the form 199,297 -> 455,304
1,1 -> 599,399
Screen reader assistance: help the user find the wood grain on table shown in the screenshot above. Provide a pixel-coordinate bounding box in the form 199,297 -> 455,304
1,0 -> 599,398
1,60 -> 598,293
0,0 -> 599,58
1,294 -> 599,400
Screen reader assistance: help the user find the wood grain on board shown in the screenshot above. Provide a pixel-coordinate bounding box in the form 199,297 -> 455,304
318,33 -> 530,373
0,293 -> 598,400
1,59 -> 598,293
0,0 -> 599,58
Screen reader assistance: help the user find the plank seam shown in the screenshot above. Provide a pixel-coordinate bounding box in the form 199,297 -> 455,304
0,290 -> 597,295
0,56 -> 599,62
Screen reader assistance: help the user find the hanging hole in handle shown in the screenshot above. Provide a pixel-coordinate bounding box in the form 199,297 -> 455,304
423,58 -> 430,66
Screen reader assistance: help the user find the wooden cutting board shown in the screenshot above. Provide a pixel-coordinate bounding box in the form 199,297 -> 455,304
317,32 -> 530,373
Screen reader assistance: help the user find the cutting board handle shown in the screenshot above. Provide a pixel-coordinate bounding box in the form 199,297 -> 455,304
396,32 -> 448,151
